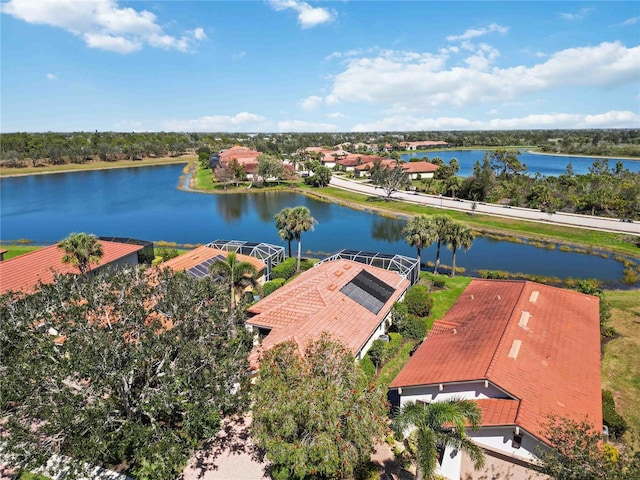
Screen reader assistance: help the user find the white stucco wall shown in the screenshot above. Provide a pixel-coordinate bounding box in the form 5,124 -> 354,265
399,380 -> 510,405
470,427 -> 541,463
356,317 -> 388,360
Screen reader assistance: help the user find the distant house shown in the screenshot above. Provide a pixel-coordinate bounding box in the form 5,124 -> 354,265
246,256 -> 415,370
403,141 -> 449,150
401,161 -> 439,179
390,279 -> 602,479
0,238 -> 152,295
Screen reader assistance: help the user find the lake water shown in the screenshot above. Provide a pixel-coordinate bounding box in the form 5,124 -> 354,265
401,150 -> 640,177
0,164 -> 634,286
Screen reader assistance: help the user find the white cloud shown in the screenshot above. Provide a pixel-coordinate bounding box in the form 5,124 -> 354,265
557,7 -> 594,21
268,0 -> 334,28
446,23 -> 508,42
326,42 -> 640,111
350,110 -> 640,132
1,0 -> 205,54
300,95 -> 323,110
622,16 -> 639,26
327,112 -> 344,118
46,73 -> 57,80
162,112 -> 270,132
277,120 -> 338,132
192,27 -> 206,40
232,51 -> 246,61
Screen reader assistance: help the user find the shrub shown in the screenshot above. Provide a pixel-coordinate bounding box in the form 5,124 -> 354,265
271,258 -> 297,280
367,339 -> 387,369
397,314 -> 427,340
404,285 -> 434,317
157,247 -> 180,261
482,270 -> 509,279
386,332 -> 403,358
262,278 -> 285,297
431,277 -> 446,288
359,356 -> 376,380
602,390 -> 627,439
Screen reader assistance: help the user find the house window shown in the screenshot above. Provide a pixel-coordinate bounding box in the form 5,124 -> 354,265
435,444 -> 445,465
513,433 -> 522,449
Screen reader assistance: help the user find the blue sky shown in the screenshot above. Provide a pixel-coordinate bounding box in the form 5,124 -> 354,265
1,1 -> 639,132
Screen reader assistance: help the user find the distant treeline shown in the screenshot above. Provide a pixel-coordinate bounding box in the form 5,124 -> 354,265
1,129 -> 639,167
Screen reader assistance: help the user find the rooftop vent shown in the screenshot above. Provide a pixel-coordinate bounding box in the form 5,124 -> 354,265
529,291 -> 539,304
518,311 -> 530,329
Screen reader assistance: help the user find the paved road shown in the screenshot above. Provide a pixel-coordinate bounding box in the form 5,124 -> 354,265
329,176 -> 640,236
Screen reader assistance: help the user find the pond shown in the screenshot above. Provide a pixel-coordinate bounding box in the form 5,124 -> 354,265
400,150 -> 640,177
0,164 -> 635,287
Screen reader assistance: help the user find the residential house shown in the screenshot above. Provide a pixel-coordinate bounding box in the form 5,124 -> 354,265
0,238 -> 152,295
389,279 -> 602,479
401,161 -> 439,180
402,141 -> 449,150
246,256 -> 414,370
218,146 -> 262,181
162,240 -> 284,282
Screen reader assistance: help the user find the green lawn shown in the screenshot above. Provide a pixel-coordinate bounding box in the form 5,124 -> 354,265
1,244 -> 41,259
601,289 -> 640,444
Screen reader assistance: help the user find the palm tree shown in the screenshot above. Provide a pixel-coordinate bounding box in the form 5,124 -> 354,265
392,399 -> 485,479
430,215 -> 453,274
402,215 -> 435,269
291,206 -> 317,272
57,232 -> 104,275
274,207 -> 295,258
445,221 -> 475,277
209,252 -> 259,311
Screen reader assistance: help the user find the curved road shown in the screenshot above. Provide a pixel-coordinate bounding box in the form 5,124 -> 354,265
329,176 -> 640,236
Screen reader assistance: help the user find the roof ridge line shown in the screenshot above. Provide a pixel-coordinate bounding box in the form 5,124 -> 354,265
484,281 -> 527,378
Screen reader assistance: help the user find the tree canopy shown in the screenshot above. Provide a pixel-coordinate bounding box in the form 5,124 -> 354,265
0,266 -> 252,479
251,334 -> 388,480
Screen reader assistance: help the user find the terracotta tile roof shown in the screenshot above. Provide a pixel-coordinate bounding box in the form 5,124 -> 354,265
162,245 -> 266,274
354,159 -> 398,171
219,146 -> 262,163
0,241 -> 144,295
402,161 -> 439,174
476,398 -> 520,426
247,259 -> 410,367
390,279 -> 602,442
338,154 -> 389,167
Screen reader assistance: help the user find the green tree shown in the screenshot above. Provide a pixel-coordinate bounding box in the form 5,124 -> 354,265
430,215 -> 453,274
257,154 -> 285,184
444,221 -> 475,276
392,399 -> 485,479
57,232 -> 104,275
402,215 -> 435,268
0,267 -> 251,480
209,251 -> 259,311
275,206 -> 317,272
275,207 -> 295,258
252,334 -> 388,480
371,163 -> 410,200
536,416 -> 640,480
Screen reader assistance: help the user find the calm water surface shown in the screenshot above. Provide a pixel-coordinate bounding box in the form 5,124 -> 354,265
0,164 -> 632,286
401,150 -> 640,177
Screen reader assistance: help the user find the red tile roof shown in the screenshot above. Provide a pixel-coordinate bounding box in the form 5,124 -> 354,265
247,259 -> 410,367
162,245 -> 266,274
0,241 -> 144,295
402,161 -> 439,174
219,146 -> 262,163
476,398 -> 520,426
391,279 -> 602,442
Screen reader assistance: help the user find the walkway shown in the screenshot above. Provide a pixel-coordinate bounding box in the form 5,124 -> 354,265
329,176 -> 640,236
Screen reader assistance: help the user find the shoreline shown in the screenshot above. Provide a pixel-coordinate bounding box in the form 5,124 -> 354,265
0,156 -> 194,179
524,149 -> 640,162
